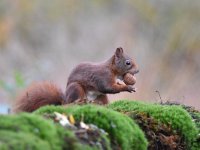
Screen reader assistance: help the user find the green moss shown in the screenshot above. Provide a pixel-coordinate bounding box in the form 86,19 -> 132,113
0,113 -> 62,150
0,113 -> 88,150
162,103 -> 200,149
35,105 -> 148,150
108,100 -> 199,149
0,130 -> 51,150
193,112 -> 200,132
35,105 -> 110,150
192,112 -> 200,149
53,124 -> 92,150
3,100 -> 197,149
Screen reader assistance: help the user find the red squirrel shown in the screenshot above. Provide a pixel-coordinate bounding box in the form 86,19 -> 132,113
14,47 -> 139,112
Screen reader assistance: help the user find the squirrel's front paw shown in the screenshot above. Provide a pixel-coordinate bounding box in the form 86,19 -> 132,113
127,85 -> 136,93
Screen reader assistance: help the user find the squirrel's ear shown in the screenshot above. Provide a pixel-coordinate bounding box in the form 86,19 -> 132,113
115,47 -> 124,57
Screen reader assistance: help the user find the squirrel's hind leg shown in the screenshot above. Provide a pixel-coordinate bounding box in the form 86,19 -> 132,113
64,82 -> 86,104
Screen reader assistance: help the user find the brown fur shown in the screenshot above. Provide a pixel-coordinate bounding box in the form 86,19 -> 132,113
64,47 -> 139,104
14,47 -> 139,112
13,81 -> 64,112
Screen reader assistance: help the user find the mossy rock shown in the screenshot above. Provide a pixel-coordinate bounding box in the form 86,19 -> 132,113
35,105 -> 148,150
108,100 -> 199,150
160,102 -> 200,149
0,113 -> 88,150
0,130 -> 51,150
43,113 -> 110,150
0,113 -> 61,150
192,112 -> 200,133
3,100 -> 197,150
191,112 -> 200,149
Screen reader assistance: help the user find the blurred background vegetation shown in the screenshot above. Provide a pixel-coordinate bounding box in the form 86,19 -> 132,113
0,0 -> 199,112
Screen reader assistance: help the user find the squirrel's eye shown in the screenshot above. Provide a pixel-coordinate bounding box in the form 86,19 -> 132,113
125,60 -> 131,65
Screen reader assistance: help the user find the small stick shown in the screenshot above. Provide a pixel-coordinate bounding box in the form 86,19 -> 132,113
155,90 -> 163,103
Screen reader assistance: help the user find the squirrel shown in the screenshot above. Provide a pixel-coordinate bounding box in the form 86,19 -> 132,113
13,47 -> 139,113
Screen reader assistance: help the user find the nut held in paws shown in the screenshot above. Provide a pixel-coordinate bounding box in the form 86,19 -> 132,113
123,73 -> 136,85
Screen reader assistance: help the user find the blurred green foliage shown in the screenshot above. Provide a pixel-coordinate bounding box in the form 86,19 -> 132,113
0,72 -> 26,99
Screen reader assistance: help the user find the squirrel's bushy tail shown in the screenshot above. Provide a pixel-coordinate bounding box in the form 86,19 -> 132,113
13,81 -> 65,113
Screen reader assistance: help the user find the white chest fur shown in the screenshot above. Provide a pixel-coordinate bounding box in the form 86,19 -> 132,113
86,91 -> 102,101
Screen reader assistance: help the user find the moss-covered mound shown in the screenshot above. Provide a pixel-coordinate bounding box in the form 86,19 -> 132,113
160,101 -> 200,149
35,105 -> 148,150
43,112 -> 111,150
0,113 -> 89,150
160,101 -> 200,133
1,100 -> 199,150
108,100 -> 199,150
0,130 -> 50,150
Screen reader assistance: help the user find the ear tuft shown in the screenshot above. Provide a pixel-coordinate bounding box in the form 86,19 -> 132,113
115,47 -> 124,57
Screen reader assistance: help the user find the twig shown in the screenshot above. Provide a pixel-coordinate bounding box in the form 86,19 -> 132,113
155,90 -> 163,103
